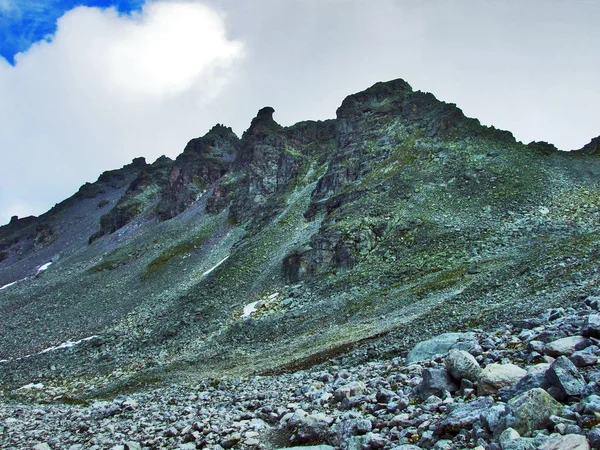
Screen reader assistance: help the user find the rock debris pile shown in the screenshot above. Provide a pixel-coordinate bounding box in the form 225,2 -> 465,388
3,297 -> 600,450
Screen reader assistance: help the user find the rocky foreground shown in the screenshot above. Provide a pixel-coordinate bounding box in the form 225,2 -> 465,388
3,297 -> 600,450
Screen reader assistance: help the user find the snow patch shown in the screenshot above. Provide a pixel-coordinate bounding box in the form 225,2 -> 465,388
241,300 -> 264,319
0,281 -> 17,290
40,335 -> 98,354
0,335 -> 99,365
201,256 -> 229,277
0,277 -> 27,291
37,262 -> 52,273
16,382 -> 44,391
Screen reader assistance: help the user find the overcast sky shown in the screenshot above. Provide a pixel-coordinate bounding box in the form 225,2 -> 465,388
0,0 -> 599,225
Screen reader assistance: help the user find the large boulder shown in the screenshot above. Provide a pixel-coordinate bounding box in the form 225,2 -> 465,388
545,336 -> 593,357
539,434 -> 590,450
407,332 -> 479,363
334,381 -> 366,402
582,315 -> 600,338
435,397 -> 494,435
284,409 -> 334,443
478,363 -> 527,396
413,368 -> 459,400
546,356 -> 586,400
445,348 -> 482,382
498,363 -> 550,401
504,388 -> 562,437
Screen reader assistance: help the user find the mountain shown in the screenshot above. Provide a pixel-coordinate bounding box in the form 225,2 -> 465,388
1,78 -> 600,402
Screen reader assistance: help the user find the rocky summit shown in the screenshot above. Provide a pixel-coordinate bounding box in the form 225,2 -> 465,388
1,78 -> 600,449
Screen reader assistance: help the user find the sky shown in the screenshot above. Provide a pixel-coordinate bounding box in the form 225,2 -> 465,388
0,0 -> 599,225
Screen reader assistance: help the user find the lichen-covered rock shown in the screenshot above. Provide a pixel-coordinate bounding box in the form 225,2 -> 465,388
504,388 -> 563,437
445,348 -> 482,382
435,397 -> 494,435
407,332 -> 478,363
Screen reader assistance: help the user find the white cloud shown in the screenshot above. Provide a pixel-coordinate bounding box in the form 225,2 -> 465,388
0,0 -> 243,224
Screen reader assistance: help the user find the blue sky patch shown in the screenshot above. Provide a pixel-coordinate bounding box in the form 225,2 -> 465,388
0,0 -> 145,64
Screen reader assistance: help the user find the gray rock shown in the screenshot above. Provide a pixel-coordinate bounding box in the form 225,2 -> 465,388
389,446 -> 421,450
478,363 -> 527,396
445,348 -> 482,382
33,445 -> 52,450
413,368 -> 459,400
582,315 -> 600,338
582,395 -> 600,414
498,363 -> 551,401
586,296 -> 600,311
335,412 -> 373,447
570,350 -> 598,367
407,332 -> 478,363
274,447 -> 336,450
436,396 -> 494,435
587,428 -> 600,448
124,443 -> 142,450
545,336 -> 593,357
546,356 -> 586,399
362,432 -> 388,449
334,381 -> 366,401
538,434 -> 590,450
287,409 -> 333,443
482,403 -> 508,437
504,388 -> 563,437
433,439 -> 453,450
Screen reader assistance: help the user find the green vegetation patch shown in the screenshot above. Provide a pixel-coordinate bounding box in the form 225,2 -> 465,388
142,214 -> 226,280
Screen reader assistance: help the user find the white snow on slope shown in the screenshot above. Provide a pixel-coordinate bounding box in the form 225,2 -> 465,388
0,277 -> 28,291
37,262 -> 52,273
16,382 -> 44,391
0,281 -> 17,290
241,300 -> 263,319
39,336 -> 98,354
0,336 -> 99,365
201,256 -> 229,277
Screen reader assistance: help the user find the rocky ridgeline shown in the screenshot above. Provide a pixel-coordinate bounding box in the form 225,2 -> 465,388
3,298 -> 600,450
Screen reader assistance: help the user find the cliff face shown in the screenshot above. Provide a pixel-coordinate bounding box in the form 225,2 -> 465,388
1,78 -> 600,399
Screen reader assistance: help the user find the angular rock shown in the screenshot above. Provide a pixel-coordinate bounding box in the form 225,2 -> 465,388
587,428 -> 600,448
334,381 -> 366,401
538,434 -> 590,450
504,388 -> 563,437
585,296 -> 600,311
498,364 -> 550,401
582,315 -> 600,339
445,348 -> 482,382
478,364 -> 527,396
436,397 -> 494,435
546,356 -> 586,400
407,332 -> 478,363
413,368 -> 459,400
275,447 -> 335,450
482,403 -> 508,438
124,443 -> 142,450
545,336 -> 593,357
570,350 -> 598,368
287,409 -> 333,443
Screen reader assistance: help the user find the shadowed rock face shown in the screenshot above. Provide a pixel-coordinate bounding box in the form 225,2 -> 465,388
1,78 -> 600,398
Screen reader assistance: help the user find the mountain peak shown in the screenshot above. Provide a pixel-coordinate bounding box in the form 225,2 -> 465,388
245,106 -> 281,137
